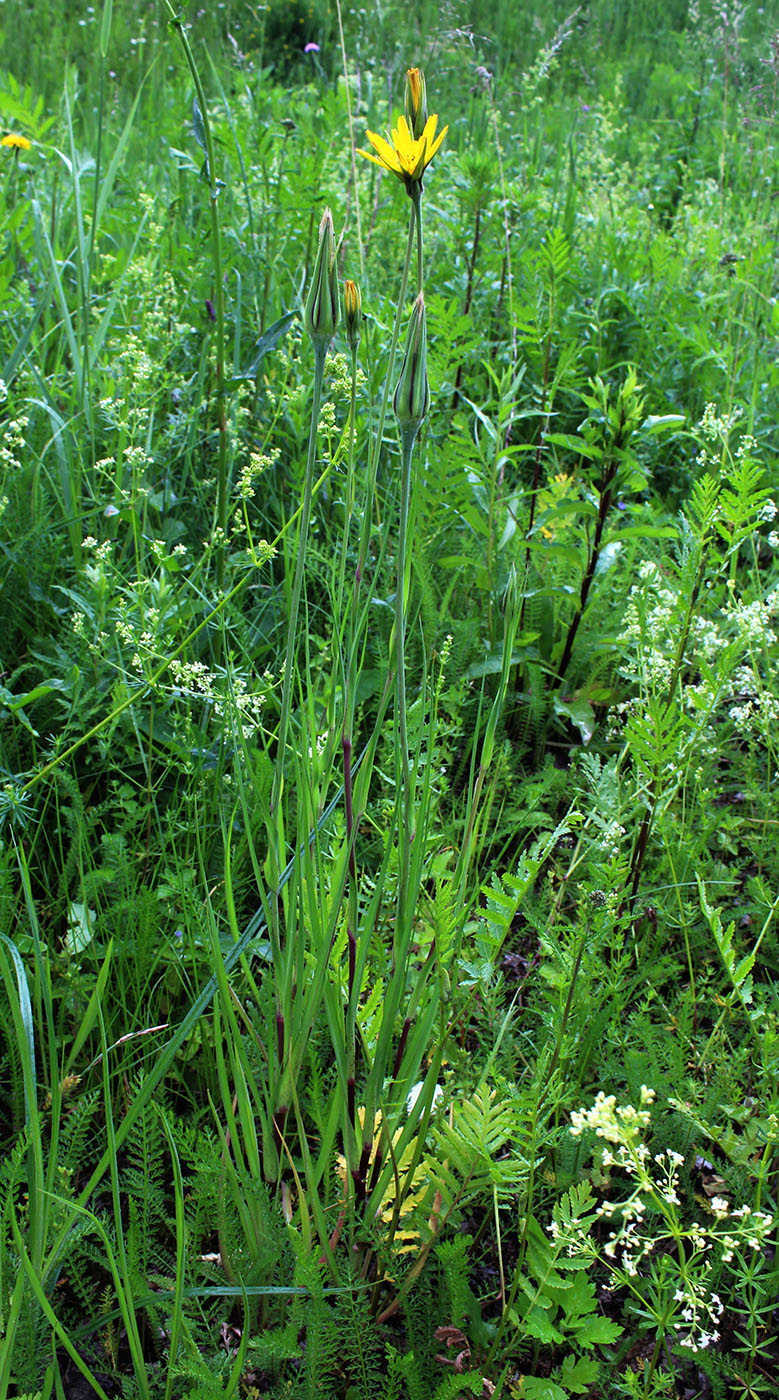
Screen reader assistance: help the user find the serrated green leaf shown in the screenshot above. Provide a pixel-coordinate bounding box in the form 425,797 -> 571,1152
514,1304 -> 565,1346
573,1314 -> 623,1347
512,1374 -> 569,1399
559,1354 -> 600,1393
547,1272 -> 596,1319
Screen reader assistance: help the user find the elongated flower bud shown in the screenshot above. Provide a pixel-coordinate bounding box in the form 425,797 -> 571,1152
394,292 -> 429,447
405,67 -> 427,141
344,279 -> 362,350
305,207 -> 339,347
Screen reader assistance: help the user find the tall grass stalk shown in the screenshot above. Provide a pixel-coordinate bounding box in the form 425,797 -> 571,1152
162,1 -> 229,588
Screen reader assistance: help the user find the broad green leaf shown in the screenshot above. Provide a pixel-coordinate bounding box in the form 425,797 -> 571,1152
66,903 -> 96,956
573,1314 -> 624,1347
559,1355 -> 600,1393
512,1374 -> 569,1399
543,432 -> 603,460
553,695 -> 595,745
511,1305 -> 565,1346
642,413 -> 686,434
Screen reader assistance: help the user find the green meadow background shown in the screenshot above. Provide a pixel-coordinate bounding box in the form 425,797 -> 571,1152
1,1 -> 779,1397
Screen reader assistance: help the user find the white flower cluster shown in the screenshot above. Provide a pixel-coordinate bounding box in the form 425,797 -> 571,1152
617,566 -> 680,692
0,413 -> 29,472
325,350 -> 366,401
546,1204 -> 598,1261
164,658 -> 270,738
614,539 -> 779,750
674,1277 -> 724,1352
718,1204 -> 774,1263
238,447 -> 280,501
569,1086 -> 656,1145
568,1090 -> 777,1356
698,400 -> 743,448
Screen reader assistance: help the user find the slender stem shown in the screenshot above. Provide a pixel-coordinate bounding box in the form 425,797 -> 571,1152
342,198 -> 416,952
341,345 -> 361,1196
354,204 -> 416,590
622,536 -> 709,912
393,186 -> 424,955
395,425 -> 416,949
451,200 -> 481,409
334,0 -> 365,277
163,4 -> 228,589
518,311 -> 554,633
272,341 -> 327,853
551,459 -> 618,689
340,198 -> 416,1206
336,346 -> 358,624
263,341 -> 327,1178
413,185 -> 423,293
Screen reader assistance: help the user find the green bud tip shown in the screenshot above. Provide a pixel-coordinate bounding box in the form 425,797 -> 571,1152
394,291 -> 429,442
344,279 -> 362,349
405,67 -> 428,141
305,207 -> 339,347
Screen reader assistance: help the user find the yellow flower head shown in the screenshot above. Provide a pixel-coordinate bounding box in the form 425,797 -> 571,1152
2,133 -> 31,151
359,112 -> 448,190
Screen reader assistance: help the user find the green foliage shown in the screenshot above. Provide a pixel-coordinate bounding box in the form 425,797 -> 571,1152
2,0 -> 779,1396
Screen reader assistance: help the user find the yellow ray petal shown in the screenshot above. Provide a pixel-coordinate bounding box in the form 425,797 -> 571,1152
358,148 -> 388,169
423,123 -> 448,166
364,129 -> 403,173
395,114 -> 414,145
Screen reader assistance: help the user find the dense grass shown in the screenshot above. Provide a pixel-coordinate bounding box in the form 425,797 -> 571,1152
1,2 -> 779,1397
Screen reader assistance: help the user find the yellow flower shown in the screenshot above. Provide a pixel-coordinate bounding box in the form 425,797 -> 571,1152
359,112 -> 447,189
1,133 -> 31,151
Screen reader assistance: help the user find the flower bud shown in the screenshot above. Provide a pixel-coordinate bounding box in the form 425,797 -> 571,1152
404,67 -> 427,141
343,279 -> 362,350
304,207 -> 339,348
394,292 -> 429,446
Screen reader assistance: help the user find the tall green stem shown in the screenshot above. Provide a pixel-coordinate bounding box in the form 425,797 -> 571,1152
340,198 -> 417,1197
272,341 -> 327,862
163,3 -> 228,589
413,185 -> 423,294
394,425 -> 416,948
353,204 -> 416,591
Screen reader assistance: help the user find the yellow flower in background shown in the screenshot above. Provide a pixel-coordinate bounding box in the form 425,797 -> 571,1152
1,133 -> 31,151
335,1108 -> 427,1253
537,471 -> 578,539
359,112 -> 448,189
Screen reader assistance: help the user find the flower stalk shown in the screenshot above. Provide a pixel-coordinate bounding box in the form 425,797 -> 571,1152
393,292 -> 429,952
273,209 -> 339,833
162,1 -> 229,589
